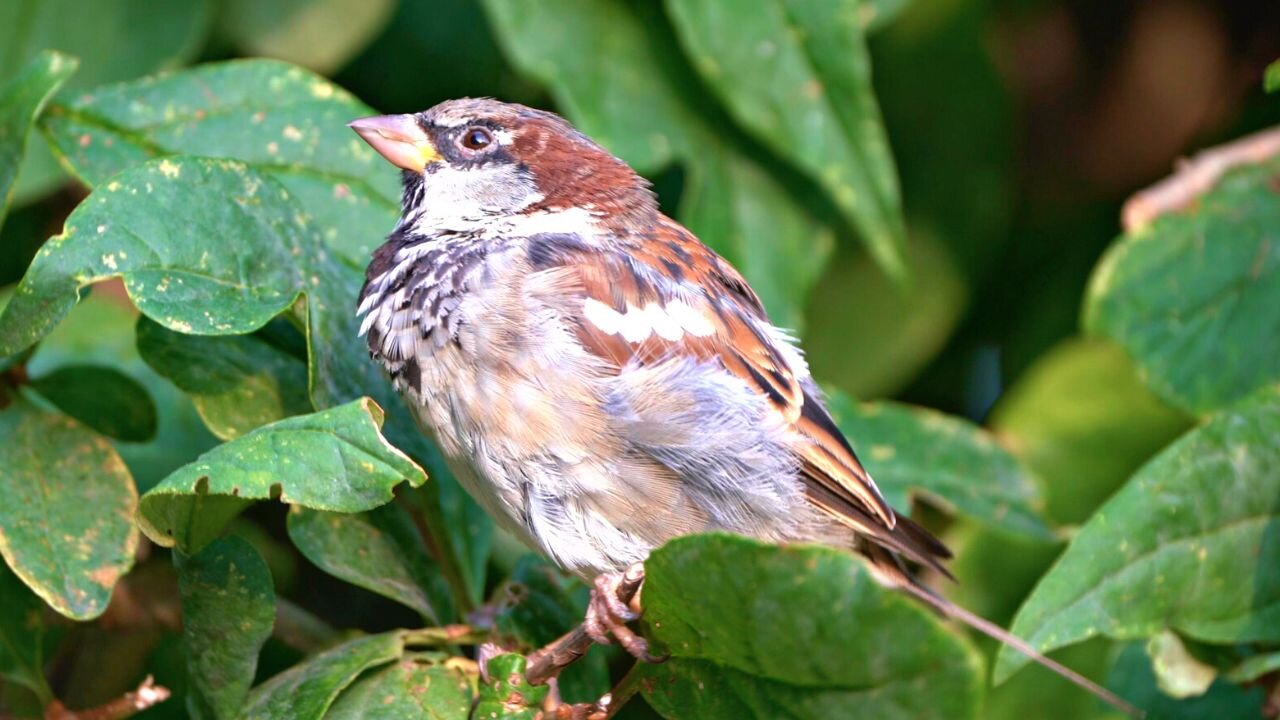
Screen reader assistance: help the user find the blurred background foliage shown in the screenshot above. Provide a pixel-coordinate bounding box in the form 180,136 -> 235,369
1,0 -> 1278,718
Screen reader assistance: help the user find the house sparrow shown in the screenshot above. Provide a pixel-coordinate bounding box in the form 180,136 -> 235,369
350,99 -> 1137,716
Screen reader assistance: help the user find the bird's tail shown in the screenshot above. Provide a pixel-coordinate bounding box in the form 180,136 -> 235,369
863,544 -> 1143,719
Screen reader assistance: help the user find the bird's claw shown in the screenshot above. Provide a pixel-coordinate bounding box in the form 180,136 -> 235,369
583,563 -> 665,663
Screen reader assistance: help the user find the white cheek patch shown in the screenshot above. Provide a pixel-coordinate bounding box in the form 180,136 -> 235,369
583,298 -> 716,343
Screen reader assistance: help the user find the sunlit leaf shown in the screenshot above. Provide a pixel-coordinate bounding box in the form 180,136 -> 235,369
40,59 -> 399,262
1084,158 -> 1280,415
996,386 -> 1280,681
138,398 -> 425,553
0,395 -> 137,619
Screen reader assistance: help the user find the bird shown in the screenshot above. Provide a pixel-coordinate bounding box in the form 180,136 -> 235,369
349,98 -> 1138,716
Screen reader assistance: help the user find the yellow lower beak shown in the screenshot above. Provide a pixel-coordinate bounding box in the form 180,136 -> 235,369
348,114 -> 441,171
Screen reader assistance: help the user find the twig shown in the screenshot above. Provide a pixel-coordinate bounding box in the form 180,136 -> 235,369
1122,125 -> 1280,232
42,676 -> 169,720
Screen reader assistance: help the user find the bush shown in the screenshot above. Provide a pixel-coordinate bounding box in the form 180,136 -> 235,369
0,1 -> 1277,718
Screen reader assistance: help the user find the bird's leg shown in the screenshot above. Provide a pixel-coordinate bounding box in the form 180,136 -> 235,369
583,562 -> 660,662
524,562 -> 662,687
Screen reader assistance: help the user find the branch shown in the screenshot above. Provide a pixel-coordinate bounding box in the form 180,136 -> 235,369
42,676 -> 169,720
1122,125 -> 1280,232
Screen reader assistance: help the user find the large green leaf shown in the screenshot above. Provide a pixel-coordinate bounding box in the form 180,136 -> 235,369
216,0 -> 396,75
825,390 -> 1052,539
990,337 -> 1191,525
0,0 -> 212,205
996,386 -> 1280,682
136,317 -> 310,440
0,395 -> 137,620
324,652 -> 473,719
240,631 -> 405,720
287,504 -> 453,625
28,364 -> 157,442
138,398 -> 425,553
0,51 -> 75,228
40,59 -> 399,262
638,534 -> 983,719
482,0 -> 832,331
176,536 -> 275,720
1084,158 -> 1280,415
665,0 -> 905,278
0,563 -> 50,702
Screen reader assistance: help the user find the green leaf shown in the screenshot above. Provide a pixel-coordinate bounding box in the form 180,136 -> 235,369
287,504 -> 453,625
0,563 -> 51,702
989,337 -> 1192,525
240,631 -> 405,720
216,0 -> 396,74
0,0 -> 213,205
482,0 -> 832,330
639,534 -> 983,719
40,59 -> 399,263
176,536 -> 275,720
1265,59 -> 1280,93
0,51 -> 75,228
28,364 -> 157,442
491,555 -> 611,703
825,390 -> 1052,539
138,398 -> 425,553
325,652 -> 473,719
136,317 -> 310,440
473,653 -> 548,720
0,395 -> 138,620
996,386 -> 1280,682
1083,158 -> 1280,415
665,0 -> 906,278
805,229 -> 967,398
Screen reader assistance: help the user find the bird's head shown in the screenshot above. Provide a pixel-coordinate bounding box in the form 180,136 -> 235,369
349,98 -> 656,234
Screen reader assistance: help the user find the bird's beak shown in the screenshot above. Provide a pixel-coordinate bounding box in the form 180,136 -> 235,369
348,114 -> 441,172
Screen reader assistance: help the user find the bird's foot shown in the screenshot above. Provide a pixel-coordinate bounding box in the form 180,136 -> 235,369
583,563 -> 663,663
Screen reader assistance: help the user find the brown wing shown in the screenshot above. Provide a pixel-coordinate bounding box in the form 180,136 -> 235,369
531,217 -> 905,538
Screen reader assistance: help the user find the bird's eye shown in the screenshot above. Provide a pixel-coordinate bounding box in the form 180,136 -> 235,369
460,127 -> 493,151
